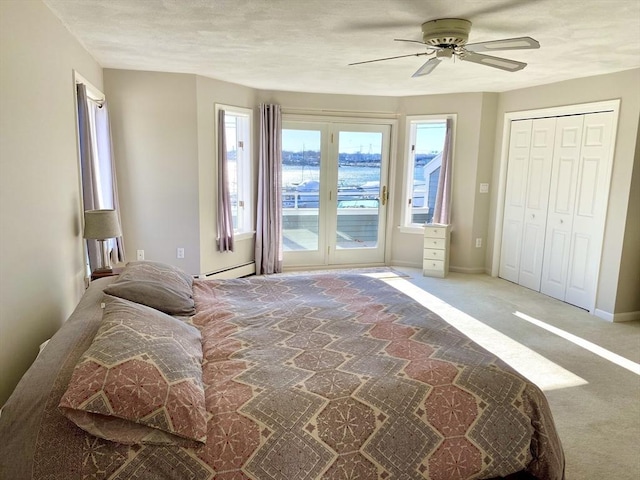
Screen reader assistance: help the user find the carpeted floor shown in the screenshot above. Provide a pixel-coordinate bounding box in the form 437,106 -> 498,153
384,267 -> 640,480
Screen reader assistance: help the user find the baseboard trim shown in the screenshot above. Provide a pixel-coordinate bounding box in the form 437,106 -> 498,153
389,260 -> 422,269
388,262 -> 487,275
594,309 -> 615,322
449,266 -> 486,274
594,309 -> 640,323
200,262 -> 256,279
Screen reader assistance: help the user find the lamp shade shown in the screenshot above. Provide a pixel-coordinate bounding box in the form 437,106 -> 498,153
83,209 -> 122,240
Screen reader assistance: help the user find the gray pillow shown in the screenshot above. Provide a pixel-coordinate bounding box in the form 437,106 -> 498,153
59,295 -> 206,446
104,261 -> 195,316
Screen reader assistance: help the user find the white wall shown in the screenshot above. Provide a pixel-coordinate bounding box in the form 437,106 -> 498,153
196,76 -> 257,275
104,70 -> 201,275
488,68 -> 640,317
0,0 -> 103,405
614,118 -> 640,315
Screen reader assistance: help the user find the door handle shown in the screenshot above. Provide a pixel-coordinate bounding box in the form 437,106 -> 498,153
381,186 -> 388,206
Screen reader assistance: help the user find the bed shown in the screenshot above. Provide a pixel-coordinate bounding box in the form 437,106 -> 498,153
0,262 -> 564,479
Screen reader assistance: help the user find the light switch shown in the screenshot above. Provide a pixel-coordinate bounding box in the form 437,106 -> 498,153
479,183 -> 489,193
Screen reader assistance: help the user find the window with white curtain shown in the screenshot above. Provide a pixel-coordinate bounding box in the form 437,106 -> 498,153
216,105 -> 253,234
75,72 -> 125,273
402,115 -> 454,227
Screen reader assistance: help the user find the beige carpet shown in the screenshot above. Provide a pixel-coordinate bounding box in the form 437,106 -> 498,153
383,267 -> 640,480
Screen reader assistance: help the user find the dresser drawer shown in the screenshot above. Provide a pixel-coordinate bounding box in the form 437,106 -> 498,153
424,225 -> 447,239
423,259 -> 445,272
424,237 -> 446,250
424,248 -> 446,261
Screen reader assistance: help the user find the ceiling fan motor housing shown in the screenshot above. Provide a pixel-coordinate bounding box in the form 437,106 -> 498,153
421,18 -> 472,47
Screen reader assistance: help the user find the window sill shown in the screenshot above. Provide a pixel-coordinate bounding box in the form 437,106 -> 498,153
234,231 -> 255,242
398,225 -> 425,235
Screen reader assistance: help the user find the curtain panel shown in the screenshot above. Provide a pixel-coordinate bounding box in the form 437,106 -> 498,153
217,109 -> 235,252
77,84 -> 126,270
255,104 -> 283,274
432,117 -> 453,225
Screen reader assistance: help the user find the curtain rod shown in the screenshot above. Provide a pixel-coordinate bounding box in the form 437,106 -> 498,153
86,96 -> 105,107
75,79 -> 105,105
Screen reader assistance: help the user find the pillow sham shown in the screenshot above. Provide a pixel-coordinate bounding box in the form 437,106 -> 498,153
59,295 -> 207,446
103,260 -> 195,316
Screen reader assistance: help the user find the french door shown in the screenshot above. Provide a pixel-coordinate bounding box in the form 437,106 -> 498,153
281,121 -> 391,268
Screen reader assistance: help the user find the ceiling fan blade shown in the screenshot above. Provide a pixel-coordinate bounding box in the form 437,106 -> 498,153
395,39 -> 445,51
349,52 -> 429,66
465,36 -> 540,52
461,52 -> 527,72
394,38 -> 428,45
412,58 -> 442,77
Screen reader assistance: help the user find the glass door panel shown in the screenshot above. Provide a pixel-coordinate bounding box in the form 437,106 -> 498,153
330,125 -> 389,265
282,125 -> 326,266
335,131 -> 382,248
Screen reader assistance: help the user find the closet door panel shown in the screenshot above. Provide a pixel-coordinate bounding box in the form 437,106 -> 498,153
499,120 -> 532,283
502,218 -> 524,278
565,112 -> 615,309
546,229 -> 571,285
518,118 -> 555,291
541,115 -> 584,301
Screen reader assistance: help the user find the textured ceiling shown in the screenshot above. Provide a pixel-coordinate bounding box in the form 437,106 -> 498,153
43,0 -> 640,97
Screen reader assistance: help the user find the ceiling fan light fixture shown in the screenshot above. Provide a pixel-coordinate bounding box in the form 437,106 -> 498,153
421,18 -> 472,47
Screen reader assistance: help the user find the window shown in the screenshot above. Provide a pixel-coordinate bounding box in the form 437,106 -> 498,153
75,72 -> 124,274
402,115 -> 454,228
216,104 -> 252,234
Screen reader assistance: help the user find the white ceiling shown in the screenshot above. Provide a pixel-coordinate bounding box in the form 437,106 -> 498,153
43,0 -> 640,97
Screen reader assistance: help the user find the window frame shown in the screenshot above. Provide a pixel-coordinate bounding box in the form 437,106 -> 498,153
215,103 -> 253,237
400,114 -> 456,232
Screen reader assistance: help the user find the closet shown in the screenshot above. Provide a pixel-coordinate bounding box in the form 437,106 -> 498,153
499,110 -> 616,310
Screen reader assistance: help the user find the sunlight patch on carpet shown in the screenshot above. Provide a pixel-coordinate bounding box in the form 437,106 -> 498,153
514,311 -> 640,376
380,276 -> 588,392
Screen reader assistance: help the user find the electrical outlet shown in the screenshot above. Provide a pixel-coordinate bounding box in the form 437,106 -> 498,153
475,238 -> 482,248
177,247 -> 185,259
137,249 -> 144,260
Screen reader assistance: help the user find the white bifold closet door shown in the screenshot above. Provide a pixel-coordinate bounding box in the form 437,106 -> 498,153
499,117 -> 556,291
500,111 -> 615,310
540,112 -> 615,309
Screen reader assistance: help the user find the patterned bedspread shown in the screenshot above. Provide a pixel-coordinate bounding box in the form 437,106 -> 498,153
0,272 -> 565,479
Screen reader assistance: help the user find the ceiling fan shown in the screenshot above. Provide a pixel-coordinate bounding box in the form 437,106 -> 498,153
349,18 -> 540,77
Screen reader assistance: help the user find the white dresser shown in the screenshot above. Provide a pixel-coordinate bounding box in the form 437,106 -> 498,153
423,224 -> 450,278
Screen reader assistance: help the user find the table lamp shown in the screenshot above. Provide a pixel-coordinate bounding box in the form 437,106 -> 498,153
83,209 -> 122,272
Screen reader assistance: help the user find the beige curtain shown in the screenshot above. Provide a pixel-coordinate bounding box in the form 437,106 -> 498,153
255,104 -> 283,274
217,109 -> 234,252
432,117 -> 453,224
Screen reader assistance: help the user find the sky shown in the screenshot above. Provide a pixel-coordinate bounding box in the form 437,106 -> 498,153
282,123 -> 446,154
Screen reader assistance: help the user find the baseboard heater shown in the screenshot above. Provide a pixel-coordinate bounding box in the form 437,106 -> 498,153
200,262 -> 256,279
